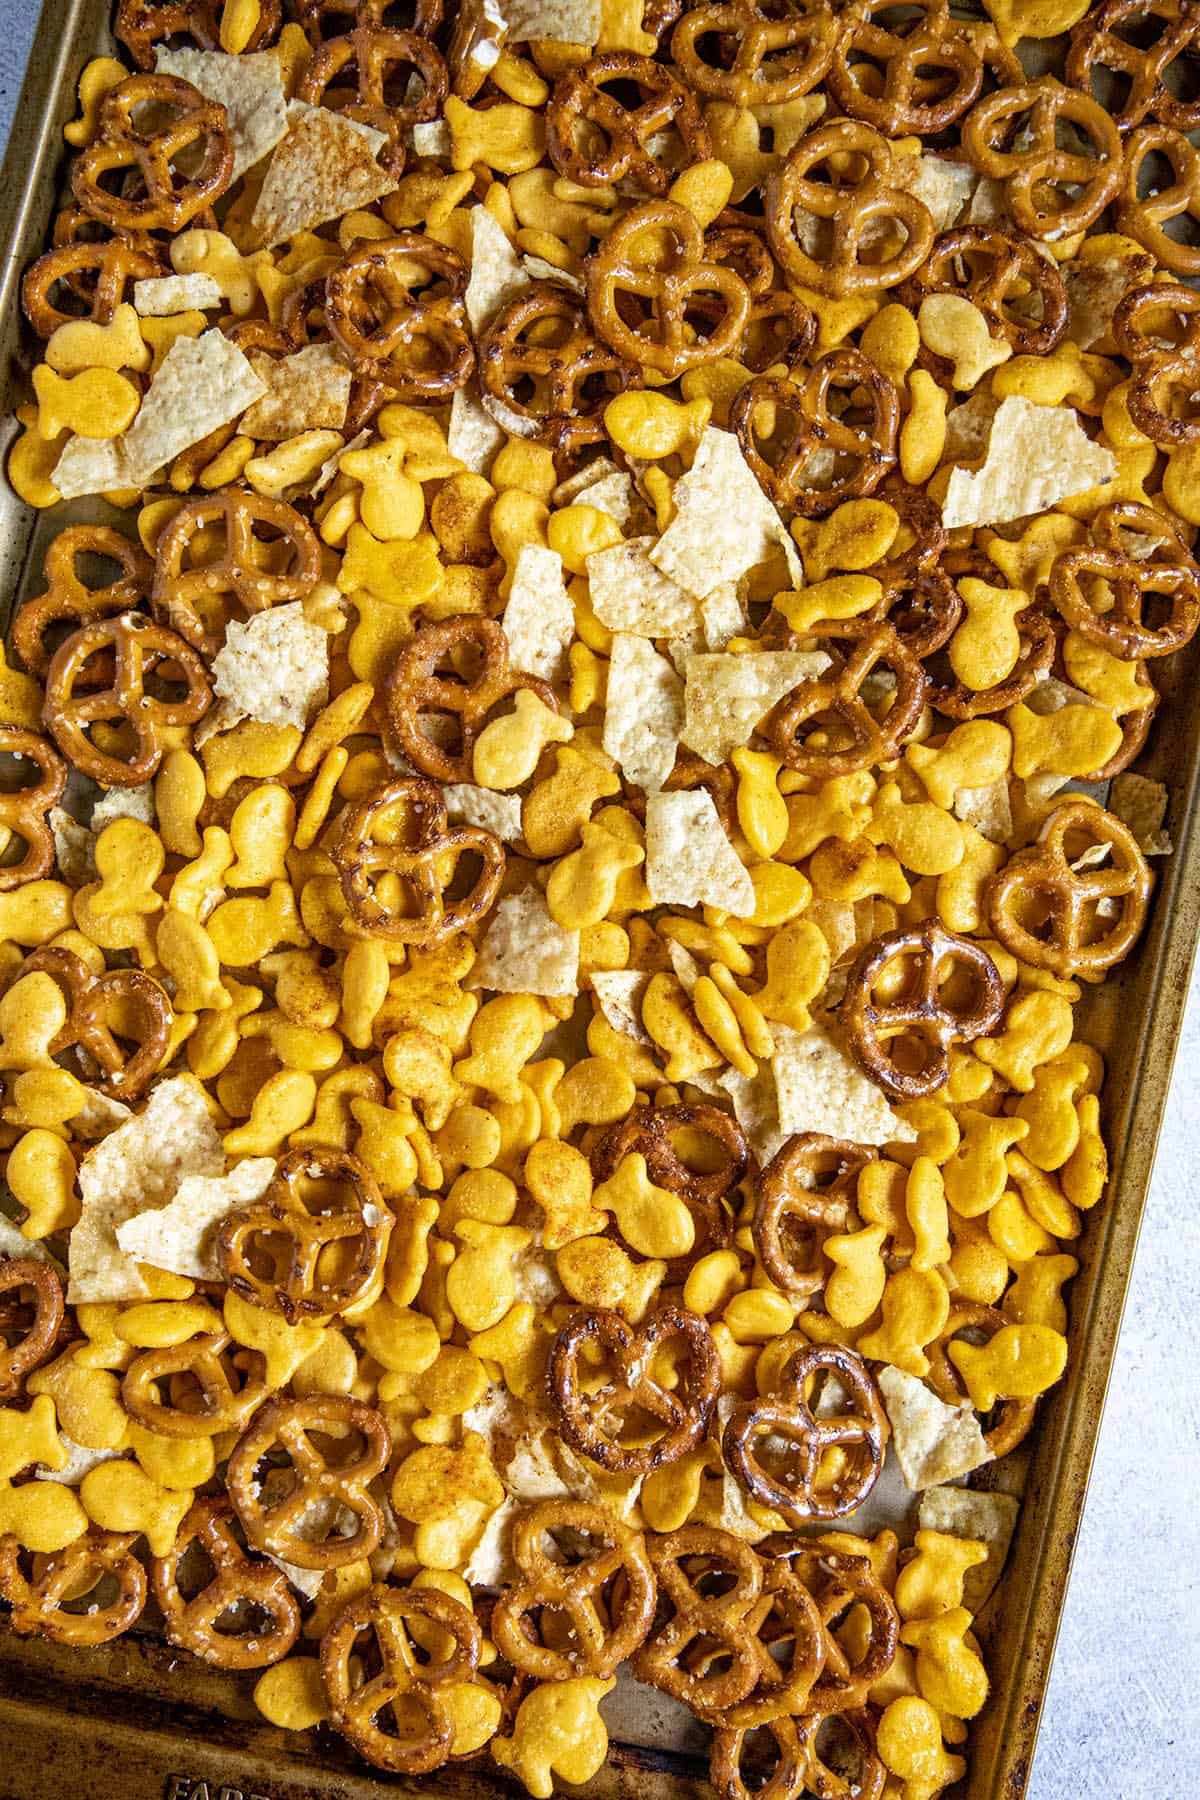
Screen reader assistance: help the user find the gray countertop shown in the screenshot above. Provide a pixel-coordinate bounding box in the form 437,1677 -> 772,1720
0,12 -> 1195,1797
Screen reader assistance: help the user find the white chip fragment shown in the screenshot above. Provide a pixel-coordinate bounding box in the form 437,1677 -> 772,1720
501,544 -> 574,682
878,1365 -> 992,1490
443,783 -> 524,844
69,1077 -> 224,1304
568,467 -> 639,531
50,436 -> 131,500
650,427 -> 801,598
465,206 -> 529,333
589,970 -> 652,1044
644,789 -> 755,914
954,780 -> 1013,844
1108,772 -> 1173,855
155,47 -> 289,181
473,888 -> 579,996
410,119 -> 451,158
464,1497 -> 519,1587
941,396 -> 1116,530
241,344 -> 351,439
918,1485 -> 1020,1610
133,273 -> 223,316
682,650 -> 828,766
701,583 -> 747,650
211,601 -> 330,731
251,103 -> 397,246
448,384 -> 504,471
0,1216 -> 54,1263
716,1062 -> 788,1169
521,254 -> 584,292
603,634 -> 684,793
900,152 -> 978,231
771,1025 -> 916,1146
50,808 -> 94,886
1063,255 -> 1135,350
587,537 -> 702,638
116,1158 -> 276,1281
504,0 -> 601,41
93,784 -> 156,833
35,1436 -> 121,1488
70,1090 -> 134,1141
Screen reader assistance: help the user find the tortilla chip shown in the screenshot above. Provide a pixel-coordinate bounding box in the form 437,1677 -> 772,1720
133,272 -> 222,316
211,601 -> 330,730
682,650 -> 828,766
587,537 -> 702,638
119,328 -> 266,485
115,1158 -> 275,1280
465,205 -> 529,333
504,0 -> 601,41
878,1365 -> 992,1490
443,783 -> 524,844
447,384 -> 504,472
918,1485 -> 1020,1610
644,789 -> 755,914
1108,771 -> 1172,855
589,970 -> 652,1044
473,888 -> 579,996
241,344 -> 351,439
771,1024 -> 916,1145
250,102 -> 397,247
941,396 -> 1116,530
155,47 -> 289,181
602,634 -> 684,792
502,544 -> 574,682
650,427 -> 801,598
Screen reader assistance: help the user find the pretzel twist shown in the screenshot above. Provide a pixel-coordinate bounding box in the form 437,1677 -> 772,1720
331,776 -> 505,945
153,1496 -> 299,1668
0,1530 -> 147,1646
228,1394 -> 392,1569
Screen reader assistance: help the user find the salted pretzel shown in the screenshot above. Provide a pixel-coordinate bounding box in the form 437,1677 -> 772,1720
590,1101 -> 747,1256
986,800 -> 1154,981
546,53 -> 710,193
0,728 -> 66,891
766,121 -> 935,299
151,489 -> 322,659
446,0 -> 505,98
548,1304 -> 721,1473
764,620 -> 927,777
927,1301 -> 1037,1459
718,1560 -> 829,1729
321,1583 -> 482,1775
71,73 -> 234,234
633,1527 -> 769,1715
15,526 -> 151,677
383,616 -> 558,783
723,1344 -> 888,1524
228,1395 -> 391,1569
115,0 -> 281,66
22,947 -> 172,1101
710,1718 -> 808,1800
753,1134 -> 876,1299
218,1146 -> 393,1323
705,226 -> 816,370
828,0 -> 1019,137
586,199 -> 752,380
22,234 -> 162,338
122,1331 -> 272,1438
298,24 -> 449,173
1050,501 -> 1200,659
671,0 -> 840,108
793,1710 -> 887,1800
43,613 -> 211,787
961,76 -> 1122,241
331,776 -> 505,945
296,0 -> 444,44
0,1259 -> 65,1400
841,922 -> 1004,1098
490,1500 -> 657,1681
1114,280 -> 1200,446
325,233 -> 475,402
898,225 -> 1069,356
731,350 -> 900,516
0,1530 -> 147,1647
153,1496 -> 300,1669
477,284 -> 640,458
1117,124 -> 1200,276
761,1537 -> 899,1713
1066,0 -> 1200,134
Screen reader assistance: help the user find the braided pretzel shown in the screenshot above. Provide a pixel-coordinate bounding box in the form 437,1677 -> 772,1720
1050,501 -> 1200,659
218,1146 -> 393,1323
671,0 -> 840,108
122,1331 -> 272,1438
384,616 -> 559,783
0,729 -> 66,892
633,1527 -> 768,1715
548,1304 -> 721,1473
926,1300 -> 1037,1459
21,235 -> 163,338
321,1583 -> 482,1775
43,613 -> 211,787
828,0 -> 1019,137
0,1530 -> 147,1646
490,1500 -> 657,1680
764,621 -> 927,777
760,1538 -> 899,1713
842,923 -> 1005,1099
1066,0 -> 1200,134
1114,280 -> 1200,448
986,800 -> 1154,981
153,1496 -> 300,1669
228,1395 -> 391,1569
590,1101 -> 747,1257
898,225 -> 1068,356
724,1344 -> 888,1524
753,1134 -> 875,1299
22,946 -> 172,1102
962,77 -> 1123,241
331,776 -> 505,945
151,490 -> 322,660
1117,123 -> 1200,276
298,24 -> 448,174
325,234 -> 475,403
547,53 -> 710,194
296,0 -> 443,44
15,526 -> 151,678
477,284 -> 640,458
586,199 -> 751,379
0,1259 -> 65,1399
71,74 -> 234,234
116,0 -> 281,67
731,350 -> 900,517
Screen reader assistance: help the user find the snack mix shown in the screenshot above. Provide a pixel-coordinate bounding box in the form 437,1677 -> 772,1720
0,0 -> 1192,1792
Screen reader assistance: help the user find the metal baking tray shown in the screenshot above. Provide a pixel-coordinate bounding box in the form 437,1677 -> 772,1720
2,4 -> 1199,1796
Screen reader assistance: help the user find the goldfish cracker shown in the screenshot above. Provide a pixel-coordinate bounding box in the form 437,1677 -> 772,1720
78,1459 -> 193,1557
491,1677 -> 615,1799
901,1610 -> 989,1720
877,1695 -> 966,1800
254,1658 -> 328,1731
858,1267 -> 950,1377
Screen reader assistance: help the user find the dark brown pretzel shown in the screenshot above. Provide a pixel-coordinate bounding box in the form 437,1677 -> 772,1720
0,729 -> 67,892
153,1496 -> 300,1669
828,0 -> 1019,137
298,25 -> 448,174
590,1101 -> 747,1256
753,1134 -> 876,1299
22,236 -> 163,338
764,621 -> 927,776
710,1718 -> 808,1800
22,946 -> 172,1101
1066,0 -> 1200,134
151,489 -> 322,660
731,350 -> 900,517
331,776 -> 505,945
841,923 -> 1005,1099
546,53 -> 710,194
586,199 -> 751,379
445,0 -> 505,99
1050,501 -> 1200,658
477,284 -> 641,458
384,616 -> 558,782
116,0 -> 281,66
926,1300 -> 1037,1458
0,1530 -> 147,1646
671,0 -> 840,108
71,74 -> 234,234
296,0 -> 443,45
548,1304 -> 721,1473
898,225 -> 1068,356
15,526 -> 151,678
0,1260 -> 65,1400
43,613 -> 211,787
760,1537 -> 899,1713
325,233 -> 475,403
227,1395 -> 391,1569
122,1332 -> 272,1438
1114,280 -> 1200,447
962,77 -> 1123,240
724,1344 -> 888,1525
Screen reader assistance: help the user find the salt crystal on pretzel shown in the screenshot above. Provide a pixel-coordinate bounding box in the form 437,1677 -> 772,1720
448,385 -> 504,472
587,538 -> 703,638
133,273 -> 222,316
443,783 -> 524,845
465,206 -> 530,335
681,650 -> 829,767
155,47 -> 289,182
771,1023 -> 916,1145
1109,771 -> 1173,855
877,1365 -> 991,1489
918,1485 -> 1019,1610
473,888 -> 579,997
589,970 -> 652,1044
650,427 -> 802,599
644,789 -> 755,914
941,395 -> 1116,529
250,103 -> 397,248
602,634 -> 684,792
211,602 -> 329,732
116,1158 -> 276,1282
501,544 -> 574,682
241,345 -> 352,440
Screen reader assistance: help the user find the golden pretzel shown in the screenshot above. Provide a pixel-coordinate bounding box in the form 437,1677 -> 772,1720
760,1536 -> 899,1713
899,224 -> 1069,356
590,1101 -> 748,1259
151,489 -> 322,660
23,946 -> 172,1102
153,1496 -> 300,1669
298,24 -> 448,174
1050,501 -> 1200,659
116,0 -> 281,67
71,73 -> 234,234
227,1394 -> 392,1569
296,0 -> 443,44
753,1134 -> 876,1298
43,613 -> 212,787
828,0 -> 1020,136
549,1304 -> 721,1474
962,76 -> 1122,240
22,234 -> 163,339
0,1259 -> 65,1400
1117,123 -> 1200,276
633,1526 -> 769,1716
1065,0 -> 1200,135
15,525 -> 152,678
671,0 -> 840,108
0,1529 -> 147,1647
478,283 -> 642,458
122,1331 -> 273,1438
1114,279 -> 1200,447
325,233 -> 475,403
0,728 -> 66,892
731,349 -> 900,517
764,620 -> 927,777
841,922 -> 1005,1099
330,776 -> 505,945
384,616 -> 560,784
546,52 -> 711,194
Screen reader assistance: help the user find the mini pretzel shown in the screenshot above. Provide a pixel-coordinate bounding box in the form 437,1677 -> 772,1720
23,947 -> 172,1101
671,0 -> 840,108
723,1344 -> 888,1524
122,1331 -> 272,1438
331,776 -> 505,945
325,234 -> 475,403
898,225 -> 1068,356
842,922 -> 1004,1099
43,613 -> 212,787
719,1560 -> 828,1729
116,0 -> 281,67
731,350 -> 900,517
548,1304 -> 721,1473
218,1146 -> 393,1323
477,284 -> 640,458
986,800 -> 1154,980
764,621 -> 927,777
1117,123 -> 1200,276
1065,0 -> 1200,134
297,0 -> 443,45
153,1496 -> 300,1670
1113,280 -> 1200,447
962,77 -> 1122,240
753,1134 -> 876,1298
590,1101 -> 747,1256
793,1709 -> 887,1800
705,227 -> 816,370
228,1394 -> 391,1569
22,235 -> 162,338
586,199 -> 751,380
0,728 -> 66,891
828,0 -> 1019,137
765,121 -> 935,299
927,1300 -> 1037,1458
760,1537 -> 899,1712
71,74 -> 234,234
321,1583 -> 482,1775
633,1526 -> 768,1715
384,616 -> 558,783
0,1530 -> 147,1646
0,1259 -> 65,1399
490,1500 -> 657,1680
1050,501 -> 1200,659
546,53 -> 710,193
151,489 -> 322,660
15,525 -> 152,677
298,25 -> 448,173
710,1718 -> 807,1800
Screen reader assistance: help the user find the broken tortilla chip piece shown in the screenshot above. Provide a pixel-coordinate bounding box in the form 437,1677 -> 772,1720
250,103 -> 398,247
586,537 -> 703,638
155,47 -> 289,182
473,888 -> 580,997
650,426 -> 802,599
115,1158 -> 276,1281
501,544 -> 574,682
917,1485 -> 1020,1611
682,650 -> 829,766
602,634 -> 684,793
771,1024 -> 917,1145
878,1365 -> 992,1489
941,395 -> 1116,530
644,789 -> 755,914
240,345 -> 351,439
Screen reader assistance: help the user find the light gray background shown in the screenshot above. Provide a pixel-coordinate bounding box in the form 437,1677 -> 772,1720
0,14 -> 1195,1797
